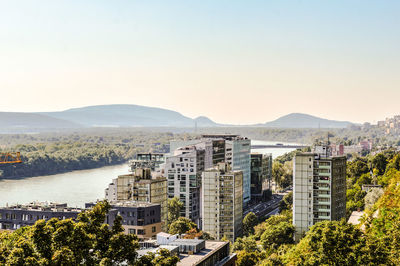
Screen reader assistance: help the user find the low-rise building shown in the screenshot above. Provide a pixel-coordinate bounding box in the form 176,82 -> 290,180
85,201 -> 162,240
0,202 -> 81,230
104,168 -> 167,230
139,232 -> 236,266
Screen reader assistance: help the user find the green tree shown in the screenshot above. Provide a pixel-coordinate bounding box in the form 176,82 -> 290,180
272,162 -> 292,190
260,221 -> 294,250
232,237 -> 259,253
283,220 -> 368,265
150,248 -> 180,266
167,197 -> 184,228
347,157 -> 369,178
168,217 -> 198,235
279,192 -> 293,212
254,214 -> 292,240
243,212 -> 258,236
236,250 -> 260,266
371,153 -> 387,175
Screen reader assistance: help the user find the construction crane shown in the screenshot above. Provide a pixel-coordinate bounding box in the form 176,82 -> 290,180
0,152 -> 22,164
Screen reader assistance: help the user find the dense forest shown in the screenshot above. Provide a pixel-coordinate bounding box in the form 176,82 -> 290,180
0,130 -> 177,179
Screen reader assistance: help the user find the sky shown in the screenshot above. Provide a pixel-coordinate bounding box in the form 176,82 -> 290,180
1,0 -> 399,125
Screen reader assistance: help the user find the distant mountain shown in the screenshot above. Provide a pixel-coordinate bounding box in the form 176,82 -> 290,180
262,113 -> 353,128
0,112 -> 81,131
0,105 -> 356,132
40,104 -> 209,127
194,116 -> 218,127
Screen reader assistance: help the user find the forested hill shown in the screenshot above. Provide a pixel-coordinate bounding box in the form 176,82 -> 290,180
0,112 -> 81,130
262,113 -> 354,128
40,105 -> 219,127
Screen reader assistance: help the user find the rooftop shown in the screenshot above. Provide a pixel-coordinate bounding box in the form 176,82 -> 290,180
177,241 -> 228,266
87,201 -> 159,208
201,134 -> 248,141
137,245 -> 178,258
1,202 -> 81,212
109,201 -> 159,208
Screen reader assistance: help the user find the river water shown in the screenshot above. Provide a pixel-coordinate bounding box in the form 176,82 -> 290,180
0,140 -> 297,207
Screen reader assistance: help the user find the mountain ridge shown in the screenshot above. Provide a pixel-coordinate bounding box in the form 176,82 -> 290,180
262,113 -> 353,128
0,105 -> 354,131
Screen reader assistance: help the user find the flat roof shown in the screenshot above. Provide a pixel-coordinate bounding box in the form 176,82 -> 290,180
169,239 -> 205,246
177,241 -> 227,266
87,201 -> 159,208
137,245 -> 178,257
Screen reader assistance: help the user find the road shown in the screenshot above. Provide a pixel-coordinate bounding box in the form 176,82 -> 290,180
244,190 -> 291,219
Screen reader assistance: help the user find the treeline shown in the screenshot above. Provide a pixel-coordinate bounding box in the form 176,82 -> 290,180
196,126 -> 400,147
0,130 -> 177,179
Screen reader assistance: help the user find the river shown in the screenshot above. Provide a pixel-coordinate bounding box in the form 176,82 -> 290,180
0,140 -> 298,208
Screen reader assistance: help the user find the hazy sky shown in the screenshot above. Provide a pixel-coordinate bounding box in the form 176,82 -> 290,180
1,1 -> 399,124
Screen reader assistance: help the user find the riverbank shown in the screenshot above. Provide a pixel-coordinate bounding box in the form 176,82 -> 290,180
0,159 -> 128,180
0,163 -> 130,208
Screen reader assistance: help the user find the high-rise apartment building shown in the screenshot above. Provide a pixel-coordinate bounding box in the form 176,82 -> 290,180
201,163 -> 243,243
201,135 -> 251,204
164,145 -> 205,223
250,153 -> 272,201
293,146 -> 346,241
104,168 -> 167,230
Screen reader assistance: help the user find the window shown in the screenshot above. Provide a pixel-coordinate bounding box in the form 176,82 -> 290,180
129,229 -> 136,234
152,226 -> 156,233
137,229 -> 145,235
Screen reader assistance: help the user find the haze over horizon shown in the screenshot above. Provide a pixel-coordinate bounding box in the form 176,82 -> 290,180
1,1 -> 399,124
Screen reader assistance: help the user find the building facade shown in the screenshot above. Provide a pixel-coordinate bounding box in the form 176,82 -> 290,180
86,201 -> 162,240
293,147 -> 346,241
0,202 -> 80,230
164,145 -> 205,223
201,135 -> 251,204
104,168 -> 167,230
201,163 -> 243,243
250,153 -> 272,201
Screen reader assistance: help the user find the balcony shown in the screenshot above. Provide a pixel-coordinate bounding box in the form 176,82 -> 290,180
318,172 -> 331,177
316,194 -> 330,198
314,207 -> 330,212
318,165 -> 330,170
